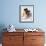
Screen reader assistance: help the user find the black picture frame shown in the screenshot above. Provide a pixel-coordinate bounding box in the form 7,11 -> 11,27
19,5 -> 34,23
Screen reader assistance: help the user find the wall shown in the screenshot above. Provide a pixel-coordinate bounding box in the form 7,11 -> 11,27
0,0 -> 46,43
0,0 -> 46,29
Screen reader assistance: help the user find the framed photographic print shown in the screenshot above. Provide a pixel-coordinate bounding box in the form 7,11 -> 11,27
19,5 -> 34,23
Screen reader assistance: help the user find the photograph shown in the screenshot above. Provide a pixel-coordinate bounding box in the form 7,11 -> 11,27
19,5 -> 34,23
